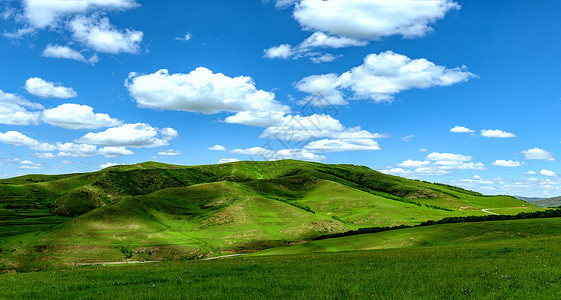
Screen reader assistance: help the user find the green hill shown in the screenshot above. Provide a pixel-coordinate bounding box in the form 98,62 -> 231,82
0,160 -> 539,269
530,196 -> 561,208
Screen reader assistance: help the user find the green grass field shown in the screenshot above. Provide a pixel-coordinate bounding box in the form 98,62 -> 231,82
2,218 -> 561,299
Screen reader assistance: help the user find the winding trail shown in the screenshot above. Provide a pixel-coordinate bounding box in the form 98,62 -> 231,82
481,209 -> 500,215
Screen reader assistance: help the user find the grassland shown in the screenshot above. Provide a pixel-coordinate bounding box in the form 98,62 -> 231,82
2,218 -> 561,299
0,160 -> 544,270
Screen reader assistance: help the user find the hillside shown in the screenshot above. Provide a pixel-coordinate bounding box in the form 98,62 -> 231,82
529,196 -> 561,208
0,160 -> 539,269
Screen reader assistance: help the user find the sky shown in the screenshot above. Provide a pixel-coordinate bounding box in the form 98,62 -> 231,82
0,0 -> 560,197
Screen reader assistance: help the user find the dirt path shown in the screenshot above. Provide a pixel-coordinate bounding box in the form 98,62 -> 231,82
481,209 -> 500,215
76,260 -> 160,267
199,254 -> 246,261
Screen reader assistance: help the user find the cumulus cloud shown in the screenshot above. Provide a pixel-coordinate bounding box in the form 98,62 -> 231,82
292,0 -> 460,40
398,159 -> 430,168
224,111 -> 287,127
126,67 -> 289,114
218,158 -> 240,164
23,0 -> 138,28
0,90 -> 43,125
304,138 -> 379,153
56,142 -> 98,157
266,0 -> 458,62
522,148 -> 555,161
209,145 -> 227,151
25,77 -> 77,99
33,153 -> 57,159
264,44 -> 295,59
426,152 -> 472,162
480,129 -> 516,138
98,146 -> 133,157
300,32 -> 367,49
540,169 -> 557,177
42,44 -> 99,64
77,123 -> 177,148
296,51 -> 475,105
42,103 -> 121,130
260,114 -> 385,142
230,147 -> 325,162
450,126 -> 474,133
0,131 -> 56,151
264,32 -> 366,62
158,149 -> 180,156
69,16 -> 143,54
524,171 -> 537,175
100,162 -> 126,169
387,152 -> 485,177
492,160 -> 521,167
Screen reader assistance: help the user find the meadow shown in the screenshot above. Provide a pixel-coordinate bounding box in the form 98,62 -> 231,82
2,218 -> 561,299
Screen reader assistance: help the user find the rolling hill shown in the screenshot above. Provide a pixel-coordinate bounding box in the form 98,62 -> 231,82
528,196 -> 561,208
0,160 -> 539,269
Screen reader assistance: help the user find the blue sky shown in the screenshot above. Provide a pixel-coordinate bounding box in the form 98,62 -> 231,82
0,0 -> 560,197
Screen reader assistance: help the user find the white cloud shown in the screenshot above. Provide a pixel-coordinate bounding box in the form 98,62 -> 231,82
56,142 -> 98,157
398,159 -> 430,168
0,90 -> 43,125
426,152 -> 472,162
524,171 -> 537,175
264,44 -> 294,59
218,158 -> 240,164
304,138 -> 379,153
300,32 -> 367,49
274,0 -> 298,8
292,0 -> 460,40
450,126 -> 474,133
296,51 -> 475,105
98,146 -> 133,157
20,160 -> 42,170
401,134 -> 414,142
77,123 -> 177,148
23,0 -> 138,28
265,32 -> 364,62
480,129 -> 516,138
100,162 -> 126,169
379,167 -> 415,177
25,77 -> 77,99
158,149 -> 180,156
0,131 -> 56,151
2,27 -> 36,39
492,160 -> 522,167
69,16 -> 143,54
260,114 -> 384,142
42,103 -> 121,130
224,111 -> 287,127
540,169 -> 557,177
209,145 -> 227,151
42,45 -> 99,64
231,147 -> 325,162
175,33 -> 192,41
387,152 -> 485,177
33,153 -> 57,159
522,148 -> 555,161
308,53 -> 340,63
126,67 -> 289,114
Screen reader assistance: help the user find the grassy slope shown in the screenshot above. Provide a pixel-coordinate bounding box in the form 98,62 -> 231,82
2,220 -> 561,299
0,160 -> 541,268
532,196 -> 561,208
256,217 -> 561,256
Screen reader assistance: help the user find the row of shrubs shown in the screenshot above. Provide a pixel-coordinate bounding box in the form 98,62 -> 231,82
312,208 -> 561,241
